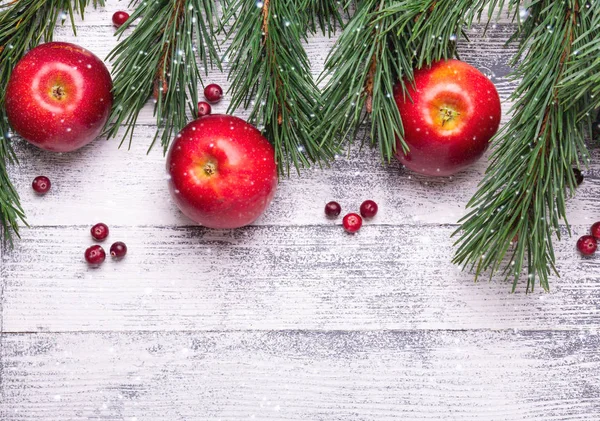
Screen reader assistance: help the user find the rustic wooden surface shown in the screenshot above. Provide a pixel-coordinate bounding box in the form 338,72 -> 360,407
1,2 -> 600,420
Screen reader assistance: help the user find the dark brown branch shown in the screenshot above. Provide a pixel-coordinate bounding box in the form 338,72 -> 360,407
364,54 -> 377,113
262,0 -> 270,40
152,0 -> 186,100
261,0 -> 283,125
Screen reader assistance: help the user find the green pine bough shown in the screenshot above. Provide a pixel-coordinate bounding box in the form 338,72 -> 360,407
315,0 -> 410,161
104,0 -> 221,153
223,0 -> 342,175
0,0 -> 105,244
453,0 -> 597,292
315,0 -> 502,163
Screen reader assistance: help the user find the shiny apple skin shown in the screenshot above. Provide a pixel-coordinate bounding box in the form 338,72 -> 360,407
5,42 -> 113,152
394,59 -> 501,176
167,115 -> 278,229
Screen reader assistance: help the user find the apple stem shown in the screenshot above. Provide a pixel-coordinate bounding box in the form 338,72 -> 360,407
440,107 -> 460,127
204,161 -> 217,176
52,85 -> 66,100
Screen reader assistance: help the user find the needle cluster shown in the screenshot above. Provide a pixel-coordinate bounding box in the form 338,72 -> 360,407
453,0 -> 598,292
315,0 -> 498,161
105,0 -> 221,153
223,0 -> 343,175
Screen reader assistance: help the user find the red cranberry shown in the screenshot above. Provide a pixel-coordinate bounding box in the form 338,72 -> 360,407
32,176 -> 51,194
577,235 -> 597,256
360,200 -> 378,218
197,101 -> 212,117
91,223 -> 109,241
112,11 -> 129,28
110,242 -> 128,259
325,201 -> 341,218
204,84 -> 223,103
85,245 -> 106,265
343,213 -> 362,234
591,222 -> 600,239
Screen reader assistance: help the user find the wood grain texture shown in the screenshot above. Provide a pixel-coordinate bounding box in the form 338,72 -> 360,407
2,224 -> 599,332
2,330 -> 600,421
9,125 -> 600,228
3,2 -> 600,420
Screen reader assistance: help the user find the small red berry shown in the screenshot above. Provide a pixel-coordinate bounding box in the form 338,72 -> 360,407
591,222 -> 600,239
360,200 -> 378,218
197,101 -> 212,117
325,201 -> 341,218
112,11 -> 129,28
32,176 -> 51,194
85,245 -> 106,265
91,223 -> 109,241
577,235 -> 597,256
110,242 -> 128,259
204,84 -> 223,103
343,213 -> 362,234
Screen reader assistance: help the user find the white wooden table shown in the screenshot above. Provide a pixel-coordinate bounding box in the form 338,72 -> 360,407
1,2 -> 600,420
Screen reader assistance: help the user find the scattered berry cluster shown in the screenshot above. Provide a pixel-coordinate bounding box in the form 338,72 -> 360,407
325,200 -> 378,234
85,222 -> 128,265
577,222 -> 600,256
198,83 -> 223,117
32,174 -> 127,265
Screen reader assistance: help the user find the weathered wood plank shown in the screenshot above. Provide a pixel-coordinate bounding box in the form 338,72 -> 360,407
2,330 -> 599,420
0,237 -> 4,332
2,224 -> 599,332
8,124 -> 600,228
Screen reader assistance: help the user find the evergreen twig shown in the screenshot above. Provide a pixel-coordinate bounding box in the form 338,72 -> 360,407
105,0 -> 220,154
316,0 -> 498,161
223,0 -> 338,175
0,0 -> 104,244
303,0 -> 351,35
453,0 -> 596,292
559,5 -> 600,116
315,0 -> 410,161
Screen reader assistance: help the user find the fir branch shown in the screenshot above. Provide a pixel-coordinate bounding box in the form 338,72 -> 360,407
224,0 -> 337,175
317,0 -> 521,162
383,0 -> 510,67
315,0 -> 411,161
302,0 -> 350,36
0,0 -> 104,244
105,0 -> 220,153
453,0 -> 596,292
559,5 -> 600,116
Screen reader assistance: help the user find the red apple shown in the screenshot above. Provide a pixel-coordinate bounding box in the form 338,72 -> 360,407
5,42 -> 113,152
167,115 -> 278,229
394,59 -> 501,176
